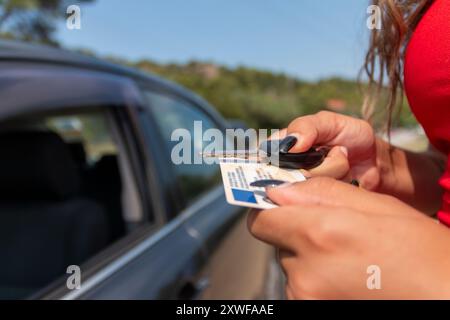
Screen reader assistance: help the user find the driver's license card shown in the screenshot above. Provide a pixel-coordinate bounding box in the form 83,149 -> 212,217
219,159 -> 306,209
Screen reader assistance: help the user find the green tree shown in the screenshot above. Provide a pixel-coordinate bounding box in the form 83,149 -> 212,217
0,0 -> 94,45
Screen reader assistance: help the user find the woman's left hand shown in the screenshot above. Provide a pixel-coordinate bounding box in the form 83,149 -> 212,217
247,177 -> 450,299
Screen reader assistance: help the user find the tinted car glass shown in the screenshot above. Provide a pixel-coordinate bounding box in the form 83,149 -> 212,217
0,109 -> 143,299
143,91 -> 221,205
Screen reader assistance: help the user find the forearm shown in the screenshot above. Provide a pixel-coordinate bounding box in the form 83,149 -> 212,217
375,138 -> 446,215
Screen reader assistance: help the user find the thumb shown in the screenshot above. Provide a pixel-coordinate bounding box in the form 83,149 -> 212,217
265,177 -> 413,217
266,177 -> 349,207
284,112 -> 342,153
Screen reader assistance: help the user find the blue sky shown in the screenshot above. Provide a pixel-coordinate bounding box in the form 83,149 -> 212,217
57,0 -> 370,81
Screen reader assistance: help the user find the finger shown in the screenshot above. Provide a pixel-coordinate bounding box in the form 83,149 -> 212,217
266,177 -> 358,207
285,284 -> 295,300
266,177 -> 412,216
247,206 -> 323,251
280,250 -> 317,300
268,128 -> 287,140
285,112 -> 345,153
350,158 -> 380,190
279,250 -> 298,278
307,146 -> 350,180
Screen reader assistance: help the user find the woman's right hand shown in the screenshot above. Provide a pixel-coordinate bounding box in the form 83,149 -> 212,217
277,111 -> 380,190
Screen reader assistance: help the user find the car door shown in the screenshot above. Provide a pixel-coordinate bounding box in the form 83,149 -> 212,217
52,77 -> 211,300
138,85 -> 283,299
0,61 -> 210,299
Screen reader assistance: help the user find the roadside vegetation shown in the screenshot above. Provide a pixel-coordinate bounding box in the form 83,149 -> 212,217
0,0 -> 419,131
124,59 -> 418,130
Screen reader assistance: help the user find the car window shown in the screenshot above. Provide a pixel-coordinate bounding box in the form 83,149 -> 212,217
0,108 -> 146,299
143,90 -> 221,206
47,114 -> 117,165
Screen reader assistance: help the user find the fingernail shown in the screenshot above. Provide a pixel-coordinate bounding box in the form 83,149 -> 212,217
265,182 -> 292,190
279,135 -> 298,153
250,179 -> 287,188
340,146 -> 348,157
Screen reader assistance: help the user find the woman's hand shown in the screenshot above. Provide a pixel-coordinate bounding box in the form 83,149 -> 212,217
247,177 -> 450,299
275,111 -> 379,190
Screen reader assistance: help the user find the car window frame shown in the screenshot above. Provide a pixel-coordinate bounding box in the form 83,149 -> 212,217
27,105 -> 160,299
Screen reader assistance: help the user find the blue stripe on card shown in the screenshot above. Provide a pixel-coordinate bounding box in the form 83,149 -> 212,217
232,189 -> 257,204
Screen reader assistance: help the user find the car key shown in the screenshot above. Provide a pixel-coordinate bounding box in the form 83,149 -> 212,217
201,140 -> 330,170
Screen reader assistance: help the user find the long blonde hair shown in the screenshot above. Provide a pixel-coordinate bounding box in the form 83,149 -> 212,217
363,0 -> 433,130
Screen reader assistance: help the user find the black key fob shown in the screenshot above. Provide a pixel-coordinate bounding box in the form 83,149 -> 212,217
259,140 -> 330,169
277,147 -> 330,169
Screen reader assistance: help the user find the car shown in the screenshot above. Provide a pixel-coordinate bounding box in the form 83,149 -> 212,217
0,40 -> 283,300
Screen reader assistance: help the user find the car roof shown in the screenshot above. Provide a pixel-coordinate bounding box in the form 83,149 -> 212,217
0,39 -> 228,126
0,39 -> 198,99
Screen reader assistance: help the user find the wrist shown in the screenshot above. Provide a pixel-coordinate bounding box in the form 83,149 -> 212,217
373,137 -> 444,213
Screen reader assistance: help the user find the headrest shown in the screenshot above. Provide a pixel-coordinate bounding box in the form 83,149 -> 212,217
95,155 -> 118,174
93,155 -> 121,185
68,142 -> 87,168
0,131 -> 81,200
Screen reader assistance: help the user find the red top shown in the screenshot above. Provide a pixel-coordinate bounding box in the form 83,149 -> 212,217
404,0 -> 450,225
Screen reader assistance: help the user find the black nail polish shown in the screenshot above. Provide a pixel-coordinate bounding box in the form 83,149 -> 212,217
279,136 -> 298,153
259,140 -> 275,155
250,179 -> 287,188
